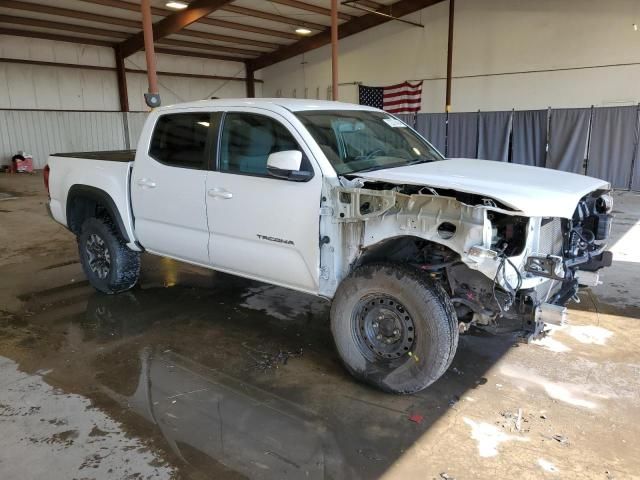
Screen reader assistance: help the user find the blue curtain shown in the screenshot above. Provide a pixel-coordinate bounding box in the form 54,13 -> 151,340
408,106 -> 640,188
632,108 -> 640,192
587,106 -> 639,189
395,113 -> 416,128
478,111 -> 512,162
512,110 -> 547,167
547,108 -> 591,174
415,113 -> 447,154
447,112 -> 478,158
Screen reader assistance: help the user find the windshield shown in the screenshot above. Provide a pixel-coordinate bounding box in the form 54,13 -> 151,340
295,110 -> 444,175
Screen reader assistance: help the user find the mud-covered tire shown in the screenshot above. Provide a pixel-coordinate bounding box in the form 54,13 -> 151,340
78,217 -> 140,294
330,263 -> 458,394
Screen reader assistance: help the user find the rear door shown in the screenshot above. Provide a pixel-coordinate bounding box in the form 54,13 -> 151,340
131,110 -> 220,265
205,109 -> 323,293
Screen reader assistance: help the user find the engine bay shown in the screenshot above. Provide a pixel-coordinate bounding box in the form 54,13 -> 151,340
328,178 -> 614,341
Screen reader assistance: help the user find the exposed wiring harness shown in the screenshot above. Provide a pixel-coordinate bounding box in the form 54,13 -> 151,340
570,227 -> 596,250
492,243 -> 523,315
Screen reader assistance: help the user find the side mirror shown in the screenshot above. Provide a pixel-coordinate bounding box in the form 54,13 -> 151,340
267,150 -> 313,182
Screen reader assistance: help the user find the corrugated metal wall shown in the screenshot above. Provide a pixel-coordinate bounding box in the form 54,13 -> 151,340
125,112 -> 149,150
0,110 -> 148,168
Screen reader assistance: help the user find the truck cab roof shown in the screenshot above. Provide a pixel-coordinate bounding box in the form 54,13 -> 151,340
153,98 -> 381,113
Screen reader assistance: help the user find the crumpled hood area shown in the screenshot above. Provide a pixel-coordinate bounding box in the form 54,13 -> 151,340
354,158 -> 610,218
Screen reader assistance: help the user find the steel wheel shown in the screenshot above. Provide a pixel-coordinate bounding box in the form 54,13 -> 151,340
352,294 -> 416,362
332,263 -> 458,393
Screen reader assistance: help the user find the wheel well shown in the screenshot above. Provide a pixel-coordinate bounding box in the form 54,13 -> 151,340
355,236 -> 460,270
66,186 -> 129,242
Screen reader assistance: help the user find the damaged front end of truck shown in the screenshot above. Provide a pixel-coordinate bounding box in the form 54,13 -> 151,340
319,177 -> 613,342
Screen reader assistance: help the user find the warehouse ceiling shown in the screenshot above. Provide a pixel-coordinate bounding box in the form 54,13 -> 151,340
0,0 -> 443,69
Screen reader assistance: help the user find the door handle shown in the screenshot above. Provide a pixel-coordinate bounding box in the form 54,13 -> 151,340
208,188 -> 233,199
136,178 -> 157,188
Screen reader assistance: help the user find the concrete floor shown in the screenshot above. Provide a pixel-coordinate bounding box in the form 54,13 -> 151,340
1,173 -> 639,480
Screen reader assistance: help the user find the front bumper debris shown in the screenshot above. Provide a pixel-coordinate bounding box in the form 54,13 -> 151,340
535,303 -> 567,327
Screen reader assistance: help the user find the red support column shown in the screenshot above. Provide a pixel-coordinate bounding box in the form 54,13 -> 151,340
141,0 -> 159,98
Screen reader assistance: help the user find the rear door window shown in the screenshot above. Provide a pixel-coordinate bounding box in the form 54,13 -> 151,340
149,113 -> 218,169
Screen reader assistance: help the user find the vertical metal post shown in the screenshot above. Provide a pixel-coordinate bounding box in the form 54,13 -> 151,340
122,111 -> 131,150
629,103 -> 640,190
445,0 -> 455,112
545,106 -> 552,167
141,0 -> 159,97
114,47 -> 129,112
331,0 -> 339,101
245,62 -> 255,98
583,105 -> 594,175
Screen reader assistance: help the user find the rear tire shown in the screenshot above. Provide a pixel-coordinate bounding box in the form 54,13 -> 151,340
330,263 -> 458,394
78,217 -> 140,294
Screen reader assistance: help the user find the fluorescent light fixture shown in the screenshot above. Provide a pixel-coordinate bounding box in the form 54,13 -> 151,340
295,27 -> 312,35
166,1 -> 188,9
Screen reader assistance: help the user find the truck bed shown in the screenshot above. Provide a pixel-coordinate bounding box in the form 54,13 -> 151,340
52,150 -> 135,162
47,151 -> 137,247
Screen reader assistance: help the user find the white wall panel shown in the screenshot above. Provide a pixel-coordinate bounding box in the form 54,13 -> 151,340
26,39 -> 56,64
0,36 -> 253,111
126,51 -> 244,78
422,80 -> 448,114
51,42 -> 88,66
57,69 -> 85,111
5,65 -> 38,109
0,66 -> 10,108
125,52 -> 248,109
33,68 -> 63,110
124,72 -> 248,111
0,35 -> 115,68
0,63 -> 120,110
453,64 -> 640,112
453,0 -> 640,76
260,0 -> 640,112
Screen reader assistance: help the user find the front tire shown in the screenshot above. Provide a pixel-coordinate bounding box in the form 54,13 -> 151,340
78,217 -> 140,294
330,263 -> 458,394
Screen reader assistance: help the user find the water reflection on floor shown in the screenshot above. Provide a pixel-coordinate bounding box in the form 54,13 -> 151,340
1,256 -> 512,479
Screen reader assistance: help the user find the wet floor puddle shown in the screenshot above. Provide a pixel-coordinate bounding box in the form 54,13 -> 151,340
0,259 -> 522,479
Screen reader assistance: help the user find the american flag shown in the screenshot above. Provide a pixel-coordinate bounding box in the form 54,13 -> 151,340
358,81 -> 423,114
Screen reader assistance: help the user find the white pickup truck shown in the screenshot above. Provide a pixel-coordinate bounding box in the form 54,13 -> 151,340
45,99 -> 613,393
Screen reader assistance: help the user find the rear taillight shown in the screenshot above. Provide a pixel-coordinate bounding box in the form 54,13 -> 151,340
43,164 -> 50,196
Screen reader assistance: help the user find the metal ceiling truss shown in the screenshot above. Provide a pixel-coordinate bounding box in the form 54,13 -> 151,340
341,0 -> 425,28
0,0 -> 442,66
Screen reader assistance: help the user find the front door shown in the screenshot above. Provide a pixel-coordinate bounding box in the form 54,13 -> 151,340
205,109 -> 322,293
131,110 -> 218,266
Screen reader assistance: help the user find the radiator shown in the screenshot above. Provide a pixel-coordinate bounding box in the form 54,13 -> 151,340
538,218 -> 564,256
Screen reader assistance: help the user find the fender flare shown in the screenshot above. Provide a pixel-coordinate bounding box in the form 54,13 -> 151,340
66,184 -> 130,242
